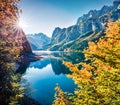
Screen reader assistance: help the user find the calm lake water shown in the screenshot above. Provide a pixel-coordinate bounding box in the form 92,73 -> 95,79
21,51 -> 84,105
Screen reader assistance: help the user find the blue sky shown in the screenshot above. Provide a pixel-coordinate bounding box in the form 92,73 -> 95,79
19,0 -> 114,37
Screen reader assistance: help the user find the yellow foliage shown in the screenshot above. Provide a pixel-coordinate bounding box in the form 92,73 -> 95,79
53,20 -> 120,105
53,84 -> 72,105
0,0 -> 23,56
0,0 -> 24,104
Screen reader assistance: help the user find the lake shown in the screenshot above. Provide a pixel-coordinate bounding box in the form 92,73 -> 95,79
21,51 -> 84,105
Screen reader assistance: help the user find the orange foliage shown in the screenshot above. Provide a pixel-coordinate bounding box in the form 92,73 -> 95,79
53,84 -> 72,105
60,20 -> 120,104
0,0 -> 23,56
86,20 -> 120,69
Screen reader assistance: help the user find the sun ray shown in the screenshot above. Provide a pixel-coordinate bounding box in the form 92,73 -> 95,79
17,18 -> 28,29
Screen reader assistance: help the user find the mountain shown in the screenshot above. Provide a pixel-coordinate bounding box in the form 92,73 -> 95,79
16,30 -> 32,55
48,0 -> 120,51
26,33 -> 50,50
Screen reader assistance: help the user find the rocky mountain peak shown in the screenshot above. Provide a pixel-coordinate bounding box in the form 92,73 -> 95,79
26,33 -> 50,50
113,0 -> 120,8
27,0 -> 120,51
49,0 -> 120,51
52,27 -> 62,38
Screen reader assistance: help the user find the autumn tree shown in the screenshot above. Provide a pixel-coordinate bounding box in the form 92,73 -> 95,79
0,0 -> 32,56
53,20 -> 120,105
0,0 -> 25,104
53,84 -> 72,105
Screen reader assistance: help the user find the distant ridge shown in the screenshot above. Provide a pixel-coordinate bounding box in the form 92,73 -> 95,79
48,0 -> 120,51
26,33 -> 50,50
27,0 -> 120,51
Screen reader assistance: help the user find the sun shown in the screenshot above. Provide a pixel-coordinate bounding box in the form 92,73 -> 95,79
17,18 -> 28,29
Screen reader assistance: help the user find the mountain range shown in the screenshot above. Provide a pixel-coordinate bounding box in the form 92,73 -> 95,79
27,0 -> 120,51
26,33 -> 50,50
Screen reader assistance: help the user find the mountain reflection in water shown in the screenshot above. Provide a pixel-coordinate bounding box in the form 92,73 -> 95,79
21,51 -> 84,105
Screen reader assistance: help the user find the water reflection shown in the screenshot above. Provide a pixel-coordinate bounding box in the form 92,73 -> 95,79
51,59 -> 71,75
16,62 -> 30,74
29,58 -> 51,69
22,51 -> 84,105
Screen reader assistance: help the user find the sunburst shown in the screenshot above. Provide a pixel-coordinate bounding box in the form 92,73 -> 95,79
17,18 -> 28,29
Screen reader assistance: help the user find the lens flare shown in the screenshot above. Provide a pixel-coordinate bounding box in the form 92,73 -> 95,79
17,18 -> 28,29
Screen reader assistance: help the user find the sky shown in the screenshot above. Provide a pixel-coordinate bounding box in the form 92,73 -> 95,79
19,0 -> 114,37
